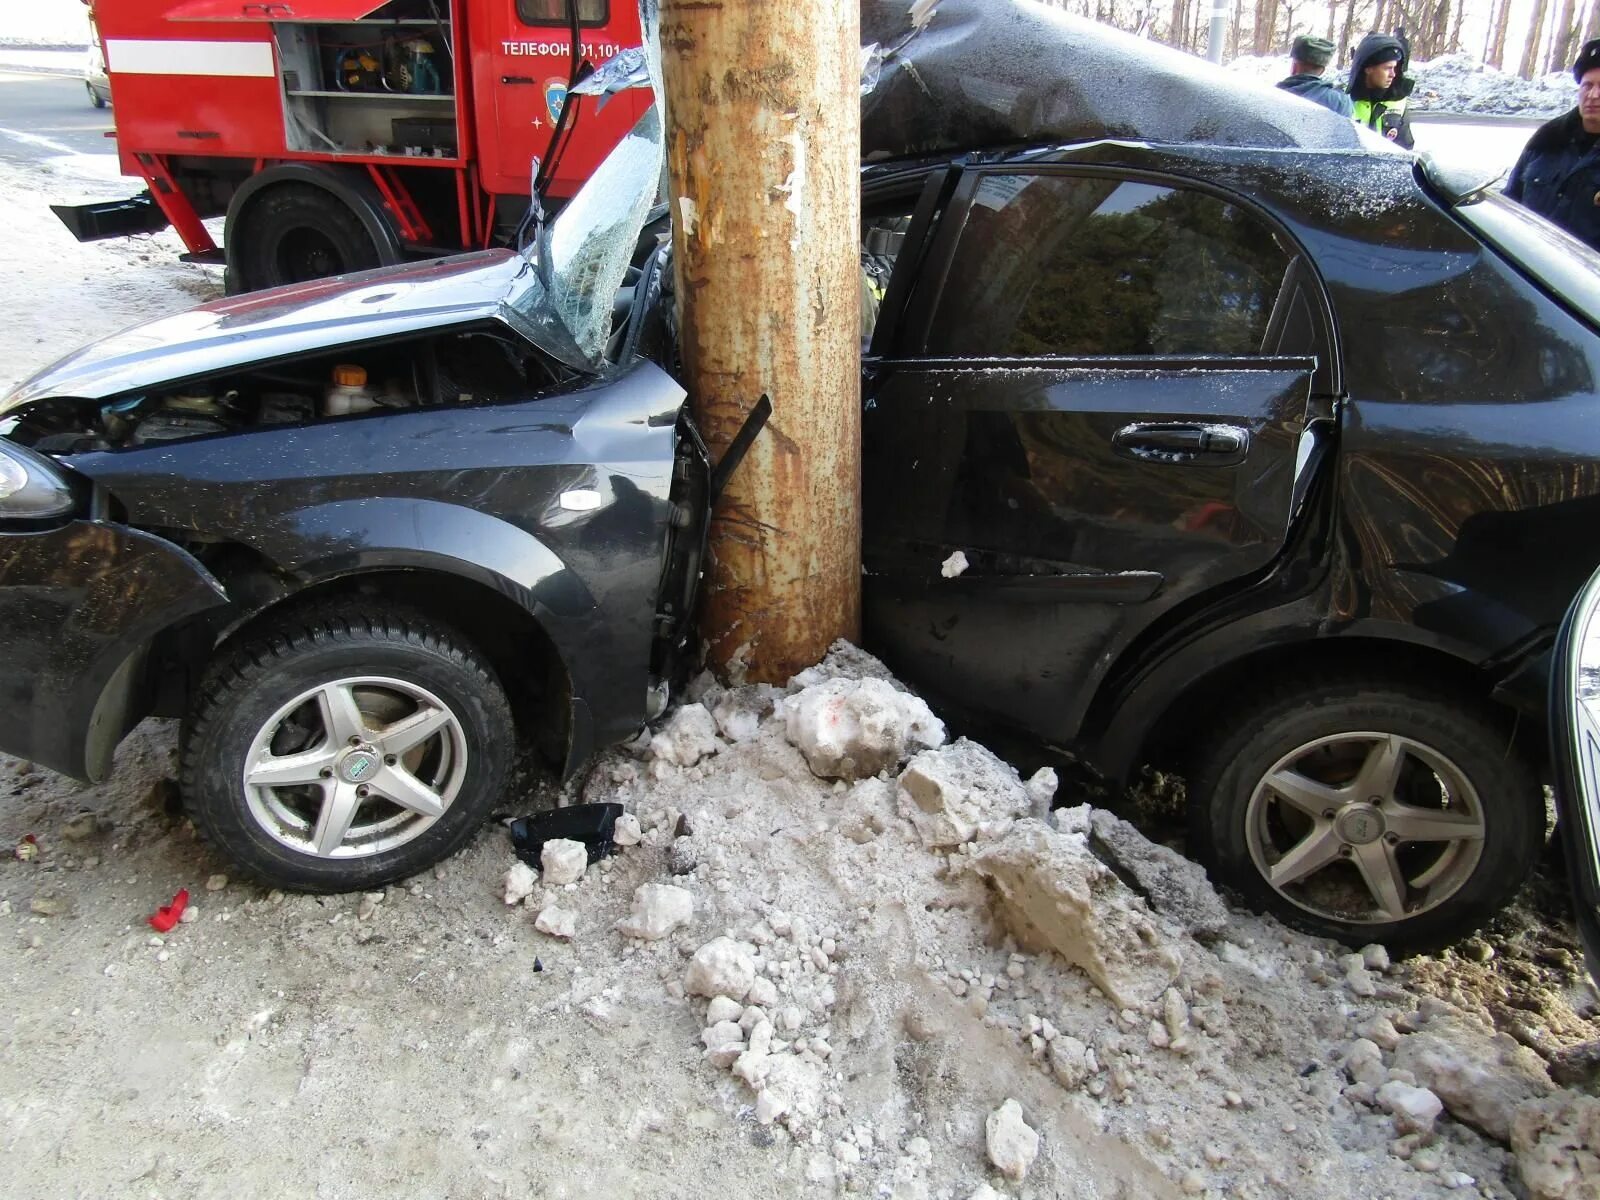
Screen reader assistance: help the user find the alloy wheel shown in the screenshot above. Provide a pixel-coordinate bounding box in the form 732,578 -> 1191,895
241,675 -> 469,859
1244,731 -> 1486,925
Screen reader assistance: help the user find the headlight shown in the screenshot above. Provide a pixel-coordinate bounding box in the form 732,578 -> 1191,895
0,440 -> 75,520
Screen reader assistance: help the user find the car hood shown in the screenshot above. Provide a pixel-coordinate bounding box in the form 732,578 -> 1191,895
0,251 -> 536,411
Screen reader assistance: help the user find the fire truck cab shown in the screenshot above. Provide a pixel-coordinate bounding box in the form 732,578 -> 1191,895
56,0 -> 644,292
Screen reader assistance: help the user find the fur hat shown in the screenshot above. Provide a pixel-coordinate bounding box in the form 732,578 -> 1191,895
1574,38 -> 1600,82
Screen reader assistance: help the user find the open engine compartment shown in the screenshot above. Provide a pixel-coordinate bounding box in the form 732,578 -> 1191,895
10,324 -> 577,456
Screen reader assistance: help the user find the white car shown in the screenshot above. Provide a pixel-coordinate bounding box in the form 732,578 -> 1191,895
85,23 -> 109,109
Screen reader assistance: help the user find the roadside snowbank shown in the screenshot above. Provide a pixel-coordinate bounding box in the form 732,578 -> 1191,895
1230,51 -> 1573,117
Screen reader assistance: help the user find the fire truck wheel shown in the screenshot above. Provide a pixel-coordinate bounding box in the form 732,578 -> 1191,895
230,183 -> 384,292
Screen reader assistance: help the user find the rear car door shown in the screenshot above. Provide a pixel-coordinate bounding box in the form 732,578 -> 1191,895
862,165 -> 1334,741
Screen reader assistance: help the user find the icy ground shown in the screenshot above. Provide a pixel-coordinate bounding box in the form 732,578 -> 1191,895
0,154 -> 1598,1200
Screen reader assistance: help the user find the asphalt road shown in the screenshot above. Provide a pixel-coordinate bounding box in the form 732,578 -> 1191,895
0,69 -> 114,163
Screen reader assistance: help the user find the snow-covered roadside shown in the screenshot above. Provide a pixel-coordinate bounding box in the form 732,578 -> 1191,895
1229,51 -> 1574,118
0,147 -> 1595,1200
0,154 -> 220,395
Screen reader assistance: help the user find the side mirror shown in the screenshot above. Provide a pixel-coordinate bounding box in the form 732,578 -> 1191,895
1550,566 -> 1600,987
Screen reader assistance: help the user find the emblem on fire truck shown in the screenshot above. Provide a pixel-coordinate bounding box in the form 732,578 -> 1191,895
544,78 -> 568,125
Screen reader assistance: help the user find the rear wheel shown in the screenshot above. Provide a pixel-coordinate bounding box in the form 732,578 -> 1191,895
182,604 -> 514,892
1190,676 -> 1541,951
228,182 -> 383,293
86,81 -> 106,109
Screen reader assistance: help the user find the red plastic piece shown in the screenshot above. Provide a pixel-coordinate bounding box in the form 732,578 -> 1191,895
149,888 -> 190,933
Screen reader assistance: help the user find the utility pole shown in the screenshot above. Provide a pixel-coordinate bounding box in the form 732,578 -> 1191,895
657,1 -> 862,684
1206,0 -> 1230,61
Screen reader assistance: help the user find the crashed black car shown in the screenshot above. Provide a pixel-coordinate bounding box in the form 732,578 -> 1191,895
3,6 -> 1599,952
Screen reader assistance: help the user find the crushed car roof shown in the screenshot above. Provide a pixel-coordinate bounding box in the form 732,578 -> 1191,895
860,0 -> 1370,158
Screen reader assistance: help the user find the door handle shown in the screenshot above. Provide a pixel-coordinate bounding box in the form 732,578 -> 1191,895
502,75 -> 537,85
1112,422 -> 1249,465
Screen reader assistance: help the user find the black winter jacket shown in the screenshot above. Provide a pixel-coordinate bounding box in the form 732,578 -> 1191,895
1505,109 -> 1600,252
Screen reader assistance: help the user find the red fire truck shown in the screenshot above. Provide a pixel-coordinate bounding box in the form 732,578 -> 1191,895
55,0 -> 646,292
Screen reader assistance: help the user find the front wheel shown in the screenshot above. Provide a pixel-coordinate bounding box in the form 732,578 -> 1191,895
1190,677 -> 1541,951
182,604 -> 515,892
86,81 -> 107,109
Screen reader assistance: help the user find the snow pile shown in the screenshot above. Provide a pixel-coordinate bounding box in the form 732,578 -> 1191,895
1409,54 -> 1572,117
491,641 -> 1600,1196
1228,51 -> 1574,117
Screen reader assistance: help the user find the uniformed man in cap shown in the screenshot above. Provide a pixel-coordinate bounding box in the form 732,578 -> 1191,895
1506,38 -> 1600,252
1277,36 -> 1354,117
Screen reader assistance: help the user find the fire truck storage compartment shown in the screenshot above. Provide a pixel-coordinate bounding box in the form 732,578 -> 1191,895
273,2 -> 459,158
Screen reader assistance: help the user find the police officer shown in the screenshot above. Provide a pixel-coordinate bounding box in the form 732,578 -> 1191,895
1348,32 -> 1415,148
1277,36 -> 1354,117
1505,39 -> 1600,252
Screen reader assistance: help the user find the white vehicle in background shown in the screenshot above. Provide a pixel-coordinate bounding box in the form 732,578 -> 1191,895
85,12 -> 109,108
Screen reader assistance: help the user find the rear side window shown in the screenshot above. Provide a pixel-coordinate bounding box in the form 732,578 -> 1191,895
516,0 -> 608,26
924,174 -> 1294,357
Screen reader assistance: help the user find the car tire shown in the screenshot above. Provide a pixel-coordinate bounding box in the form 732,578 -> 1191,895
86,81 -> 107,109
181,603 -> 515,892
228,182 -> 383,293
1189,676 -> 1541,952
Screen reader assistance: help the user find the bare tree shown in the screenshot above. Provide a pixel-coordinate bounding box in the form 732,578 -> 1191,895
1521,0 -> 1552,78
1547,0 -> 1580,73
1586,0 -> 1600,44
1488,0 -> 1513,66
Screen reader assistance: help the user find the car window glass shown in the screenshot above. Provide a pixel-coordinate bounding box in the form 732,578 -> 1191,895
925,174 -> 1294,357
517,0 -> 607,27
862,211 -> 913,344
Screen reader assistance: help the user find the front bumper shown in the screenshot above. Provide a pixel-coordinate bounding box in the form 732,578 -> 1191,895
0,522 -> 226,780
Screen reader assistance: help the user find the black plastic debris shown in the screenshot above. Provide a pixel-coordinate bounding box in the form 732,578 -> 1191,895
508,803 -> 625,869
533,957 -> 544,973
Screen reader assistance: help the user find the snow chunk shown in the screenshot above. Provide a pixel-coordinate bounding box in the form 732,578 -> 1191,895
649,703 -> 722,767
968,819 -> 1183,1008
940,550 -> 969,578
985,1098 -> 1039,1182
757,1052 -> 825,1127
533,905 -> 576,939
1088,809 -> 1230,940
540,839 -> 588,886
783,676 -> 944,781
711,684 -> 779,742
502,861 -> 538,906
1025,766 -> 1058,813
1511,1090 -> 1600,1200
1048,1034 -> 1094,1089
685,936 -> 758,1000
1394,1012 -> 1555,1142
1376,1080 -> 1444,1135
613,813 -> 642,846
896,738 -> 1031,847
615,883 -> 693,941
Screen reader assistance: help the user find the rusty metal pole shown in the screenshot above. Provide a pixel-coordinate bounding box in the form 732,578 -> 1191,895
658,0 -> 861,684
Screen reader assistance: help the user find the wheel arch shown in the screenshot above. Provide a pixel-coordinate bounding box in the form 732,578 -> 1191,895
223,163 -> 405,292
1092,630 -> 1537,787
197,563 -> 592,779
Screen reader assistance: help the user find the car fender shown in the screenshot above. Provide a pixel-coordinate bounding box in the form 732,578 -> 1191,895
0,523 -> 228,781
229,496 -> 627,772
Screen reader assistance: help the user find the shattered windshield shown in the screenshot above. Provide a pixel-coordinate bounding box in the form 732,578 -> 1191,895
502,103 -> 665,371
